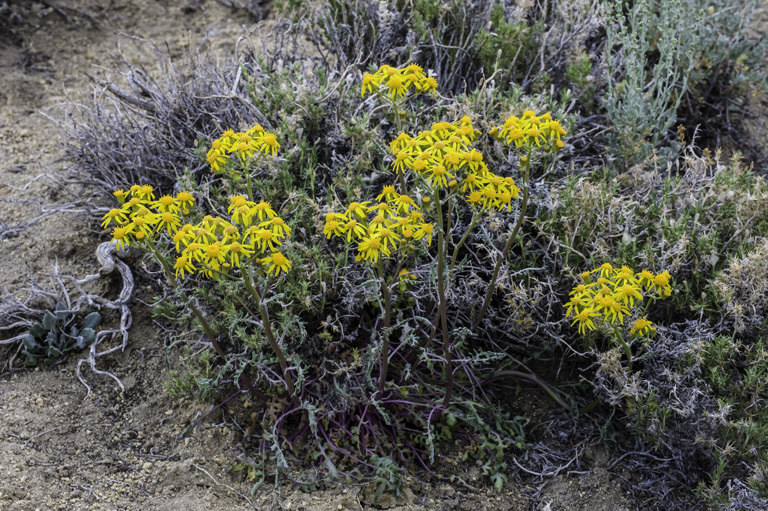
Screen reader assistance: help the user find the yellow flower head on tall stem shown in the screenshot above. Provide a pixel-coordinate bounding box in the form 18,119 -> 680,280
413,222 -> 434,245
250,227 -> 282,252
261,251 -> 292,276
174,254 -> 196,279
111,225 -> 134,251
572,307 -> 598,335
226,241 -> 253,268
207,149 -> 229,173
259,133 -> 280,157
253,201 -> 277,222
345,202 -> 370,220
113,189 -> 128,203
324,219 -> 346,239
344,218 -> 368,242
357,235 -> 390,263
361,73 -> 377,97
393,194 -> 418,215
630,318 -> 655,337
425,164 -> 452,189
102,208 -> 128,229
376,185 -> 399,202
202,241 -> 228,268
262,216 -> 291,237
154,195 -> 179,214
362,63 -> 437,100
129,214 -> 159,239
650,270 -> 672,296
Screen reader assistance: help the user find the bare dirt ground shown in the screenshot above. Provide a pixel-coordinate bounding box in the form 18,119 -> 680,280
5,1 -> 765,510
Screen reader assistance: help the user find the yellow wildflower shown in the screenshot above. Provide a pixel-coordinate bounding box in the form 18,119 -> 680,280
572,308 -> 598,335
261,251 -> 292,276
630,318 -> 655,337
174,255 -> 196,279
357,235 -> 390,263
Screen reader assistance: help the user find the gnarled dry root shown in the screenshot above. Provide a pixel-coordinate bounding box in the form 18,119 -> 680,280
73,242 -> 134,398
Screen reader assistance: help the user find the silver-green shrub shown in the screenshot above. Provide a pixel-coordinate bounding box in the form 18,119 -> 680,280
603,0 -> 700,167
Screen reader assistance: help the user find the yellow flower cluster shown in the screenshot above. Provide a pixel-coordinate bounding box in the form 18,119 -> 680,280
324,186 -> 435,264
490,110 -> 567,152
102,185 -> 195,249
172,195 -> 292,278
389,117 -> 520,212
565,263 -> 672,335
361,63 -> 438,99
104,187 -> 292,279
206,125 -> 281,173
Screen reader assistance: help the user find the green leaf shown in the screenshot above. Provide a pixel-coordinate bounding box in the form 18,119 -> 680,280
55,302 -> 69,321
79,328 -> 96,347
492,472 -> 507,493
42,311 -> 57,331
29,324 -> 45,338
21,334 -> 37,352
82,312 -> 101,330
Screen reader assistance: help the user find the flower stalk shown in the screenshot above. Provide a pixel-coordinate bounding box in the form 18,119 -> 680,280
376,259 -> 393,392
472,152 -> 531,330
242,265 -> 296,395
145,240 -> 227,361
434,188 -> 454,410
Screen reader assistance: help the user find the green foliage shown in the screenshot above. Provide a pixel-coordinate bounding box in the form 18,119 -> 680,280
538,150 -> 768,326
473,4 -> 541,85
21,304 -> 100,366
274,0 -> 307,17
370,455 -> 403,502
164,347 -> 218,399
678,0 -> 768,146
602,0 -> 767,167
407,0 -> 442,37
694,335 -> 768,503
565,50 -> 594,102
603,0 -> 700,167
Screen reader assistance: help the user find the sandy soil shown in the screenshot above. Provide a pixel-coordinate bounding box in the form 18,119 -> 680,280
5,1 -> 765,510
